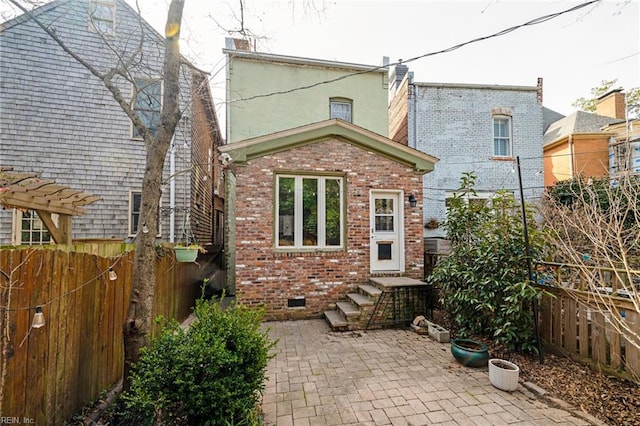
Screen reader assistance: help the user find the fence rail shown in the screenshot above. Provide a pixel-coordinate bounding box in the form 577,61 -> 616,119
0,245 -> 203,424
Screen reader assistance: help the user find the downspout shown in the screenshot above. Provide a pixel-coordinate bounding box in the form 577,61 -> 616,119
169,138 -> 175,243
568,135 -> 575,179
409,72 -> 416,149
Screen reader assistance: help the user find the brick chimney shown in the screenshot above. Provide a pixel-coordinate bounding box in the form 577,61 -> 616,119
224,37 -> 253,51
596,89 -> 626,120
536,77 -> 543,104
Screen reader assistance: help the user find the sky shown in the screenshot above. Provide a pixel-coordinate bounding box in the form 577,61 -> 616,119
2,0 -> 639,126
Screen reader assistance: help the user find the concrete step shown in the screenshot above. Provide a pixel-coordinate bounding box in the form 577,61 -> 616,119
359,284 -> 382,298
324,310 -> 348,329
347,292 -> 374,307
337,301 -> 360,318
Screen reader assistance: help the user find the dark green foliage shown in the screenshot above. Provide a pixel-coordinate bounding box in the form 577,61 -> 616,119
122,297 -> 275,425
428,172 -> 545,353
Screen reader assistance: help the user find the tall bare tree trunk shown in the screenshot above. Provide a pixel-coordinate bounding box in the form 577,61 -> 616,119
123,0 -> 185,391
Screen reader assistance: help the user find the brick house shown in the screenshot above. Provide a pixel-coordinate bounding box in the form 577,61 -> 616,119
0,0 -> 223,248
388,65 -> 545,238
219,120 -> 437,320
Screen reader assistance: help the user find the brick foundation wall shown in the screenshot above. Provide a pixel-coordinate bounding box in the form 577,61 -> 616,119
233,138 -> 425,320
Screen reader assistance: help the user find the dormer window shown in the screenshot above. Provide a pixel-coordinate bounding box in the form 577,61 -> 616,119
89,0 -> 116,36
330,98 -> 352,122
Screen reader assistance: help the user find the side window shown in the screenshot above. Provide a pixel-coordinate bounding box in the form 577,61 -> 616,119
129,191 -> 142,236
330,98 -> 352,122
12,210 -> 53,245
88,0 -> 116,36
493,116 -> 512,157
129,191 -> 161,236
132,78 -> 162,139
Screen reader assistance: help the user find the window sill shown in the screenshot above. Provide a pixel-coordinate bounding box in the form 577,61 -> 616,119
274,248 -> 347,257
490,156 -> 515,162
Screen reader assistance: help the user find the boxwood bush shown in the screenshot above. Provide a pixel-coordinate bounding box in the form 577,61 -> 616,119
122,297 -> 275,425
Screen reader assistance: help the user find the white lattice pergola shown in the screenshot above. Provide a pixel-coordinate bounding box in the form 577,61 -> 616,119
0,168 -> 101,244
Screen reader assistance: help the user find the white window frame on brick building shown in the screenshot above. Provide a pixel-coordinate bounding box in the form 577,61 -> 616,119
330,98 -> 352,122
131,78 -> 162,139
88,0 -> 116,36
493,115 -> 512,157
276,174 -> 344,249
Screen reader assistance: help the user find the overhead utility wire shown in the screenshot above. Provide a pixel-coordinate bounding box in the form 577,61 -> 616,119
234,0 -> 600,102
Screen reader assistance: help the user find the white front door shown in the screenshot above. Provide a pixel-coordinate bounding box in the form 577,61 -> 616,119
370,191 -> 404,272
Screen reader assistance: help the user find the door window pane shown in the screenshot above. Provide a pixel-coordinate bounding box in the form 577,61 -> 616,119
375,198 -> 394,231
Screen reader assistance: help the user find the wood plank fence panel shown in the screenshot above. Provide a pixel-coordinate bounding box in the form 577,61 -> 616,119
565,297 -> 577,354
0,246 -> 202,424
591,310 -> 606,365
625,310 -> 640,378
578,302 -> 589,358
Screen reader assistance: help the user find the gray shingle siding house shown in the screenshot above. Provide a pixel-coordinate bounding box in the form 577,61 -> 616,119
0,0 -> 222,246
389,67 -> 545,237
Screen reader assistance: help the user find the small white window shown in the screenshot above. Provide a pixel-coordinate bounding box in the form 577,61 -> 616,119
88,0 -> 116,36
132,78 -> 162,139
330,98 -> 352,122
493,116 -> 512,157
12,210 -> 54,245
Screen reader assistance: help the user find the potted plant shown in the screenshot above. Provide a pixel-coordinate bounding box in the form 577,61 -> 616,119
174,243 -> 203,263
488,358 -> 520,391
450,338 -> 489,367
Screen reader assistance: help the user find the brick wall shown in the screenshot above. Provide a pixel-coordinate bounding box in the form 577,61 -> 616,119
412,84 -> 544,230
232,138 -> 424,320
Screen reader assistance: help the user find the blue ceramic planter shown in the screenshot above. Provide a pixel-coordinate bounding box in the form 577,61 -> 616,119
450,338 -> 489,367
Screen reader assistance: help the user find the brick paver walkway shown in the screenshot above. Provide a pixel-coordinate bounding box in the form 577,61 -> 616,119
261,319 -> 603,426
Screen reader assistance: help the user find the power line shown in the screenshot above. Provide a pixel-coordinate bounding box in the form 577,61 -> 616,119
231,0 -> 600,103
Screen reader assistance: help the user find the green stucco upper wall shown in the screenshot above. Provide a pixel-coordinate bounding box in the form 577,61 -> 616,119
226,54 -> 389,143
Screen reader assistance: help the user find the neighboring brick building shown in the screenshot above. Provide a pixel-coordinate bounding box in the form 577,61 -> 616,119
219,120 -> 436,320
389,69 -> 545,237
0,0 -> 223,247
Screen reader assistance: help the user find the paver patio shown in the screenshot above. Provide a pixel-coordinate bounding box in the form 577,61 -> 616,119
261,319 -> 603,426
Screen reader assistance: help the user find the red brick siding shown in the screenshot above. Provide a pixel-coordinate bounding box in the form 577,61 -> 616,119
233,138 -> 424,320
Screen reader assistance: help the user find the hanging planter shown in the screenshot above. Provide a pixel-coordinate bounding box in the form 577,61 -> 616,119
450,338 -> 489,367
174,245 -> 200,263
488,358 -> 520,391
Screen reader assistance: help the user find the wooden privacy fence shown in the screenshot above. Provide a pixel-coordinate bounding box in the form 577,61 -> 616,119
0,245 -> 203,424
540,286 -> 640,380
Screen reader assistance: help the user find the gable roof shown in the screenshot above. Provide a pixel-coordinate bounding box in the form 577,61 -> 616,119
219,119 -> 438,174
543,110 -> 623,146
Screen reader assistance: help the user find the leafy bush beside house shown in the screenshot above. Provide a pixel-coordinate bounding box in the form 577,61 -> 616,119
428,172 -> 546,353
123,297 -> 275,425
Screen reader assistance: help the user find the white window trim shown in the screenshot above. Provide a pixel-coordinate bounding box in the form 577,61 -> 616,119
330,98 -> 353,123
128,190 -> 162,237
275,175 -> 344,250
88,0 -> 116,36
493,115 -> 512,158
11,209 -> 55,245
131,77 -> 163,140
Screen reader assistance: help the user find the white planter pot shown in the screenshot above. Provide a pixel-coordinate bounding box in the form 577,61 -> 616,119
488,358 -> 520,391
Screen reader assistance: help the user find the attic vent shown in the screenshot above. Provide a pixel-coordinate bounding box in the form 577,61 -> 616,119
287,297 -> 306,308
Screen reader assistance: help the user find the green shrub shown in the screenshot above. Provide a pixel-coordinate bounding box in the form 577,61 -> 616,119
122,297 -> 275,425
428,172 -> 545,353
